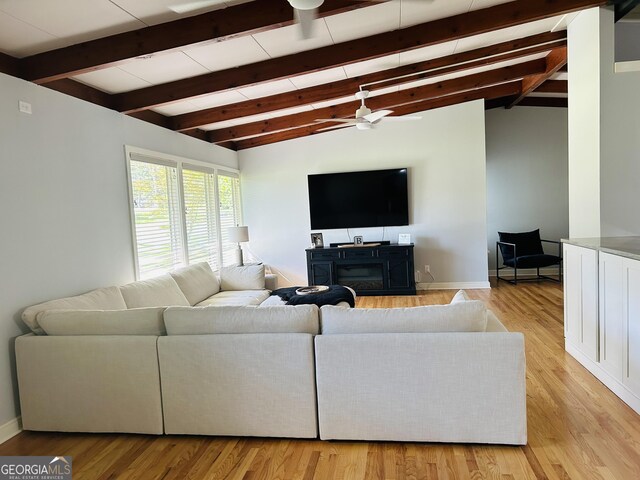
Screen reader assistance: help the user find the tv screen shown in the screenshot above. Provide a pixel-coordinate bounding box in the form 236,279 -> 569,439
308,168 -> 409,230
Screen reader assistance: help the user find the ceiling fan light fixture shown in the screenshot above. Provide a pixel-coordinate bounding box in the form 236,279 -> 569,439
355,106 -> 372,118
288,0 -> 323,10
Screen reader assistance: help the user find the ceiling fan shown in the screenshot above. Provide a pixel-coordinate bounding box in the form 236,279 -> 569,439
315,90 -> 422,131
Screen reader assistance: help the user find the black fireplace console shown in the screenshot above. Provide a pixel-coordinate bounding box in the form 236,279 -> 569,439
305,244 -> 416,296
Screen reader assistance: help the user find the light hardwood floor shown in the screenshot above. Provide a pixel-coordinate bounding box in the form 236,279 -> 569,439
2,281 -> 640,480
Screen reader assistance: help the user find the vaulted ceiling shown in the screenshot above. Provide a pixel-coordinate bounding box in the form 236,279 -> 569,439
0,0 -> 621,150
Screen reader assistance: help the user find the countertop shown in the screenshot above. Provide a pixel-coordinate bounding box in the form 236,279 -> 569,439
561,236 -> 640,262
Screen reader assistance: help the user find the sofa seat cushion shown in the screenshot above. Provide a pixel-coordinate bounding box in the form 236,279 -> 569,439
170,262 -> 220,306
22,286 -> 127,335
196,290 -> 270,307
220,265 -> 265,291
164,305 -> 319,335
37,308 -> 166,336
120,275 -> 190,309
321,301 -> 488,334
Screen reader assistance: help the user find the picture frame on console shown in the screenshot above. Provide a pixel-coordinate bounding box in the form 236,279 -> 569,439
311,232 -> 324,248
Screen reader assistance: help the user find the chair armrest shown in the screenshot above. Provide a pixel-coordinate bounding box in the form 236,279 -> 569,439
496,241 -> 516,261
541,239 -> 562,258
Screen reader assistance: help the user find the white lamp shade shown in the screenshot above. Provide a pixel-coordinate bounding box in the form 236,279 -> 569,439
227,226 -> 249,243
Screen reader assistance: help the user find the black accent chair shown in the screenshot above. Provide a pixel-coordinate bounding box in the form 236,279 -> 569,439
496,229 -> 562,285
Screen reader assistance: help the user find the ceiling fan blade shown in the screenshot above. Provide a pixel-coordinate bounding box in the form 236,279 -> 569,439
315,118 -> 359,124
317,123 -> 355,132
363,109 -> 393,124
380,115 -> 423,122
295,8 -> 318,39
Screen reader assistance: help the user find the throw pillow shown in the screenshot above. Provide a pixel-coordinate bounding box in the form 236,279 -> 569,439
450,289 -> 471,303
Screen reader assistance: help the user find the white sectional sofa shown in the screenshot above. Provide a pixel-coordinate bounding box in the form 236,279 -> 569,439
15,266 -> 526,444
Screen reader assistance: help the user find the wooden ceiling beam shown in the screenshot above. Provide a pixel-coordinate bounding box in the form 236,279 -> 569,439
209,59 -> 546,143
45,79 -> 115,109
173,31 -> 566,132
518,97 -> 568,107
507,46 -> 567,107
20,0 -> 376,84
234,82 -> 523,150
534,79 -> 568,93
115,0 -> 604,113
0,52 -> 20,77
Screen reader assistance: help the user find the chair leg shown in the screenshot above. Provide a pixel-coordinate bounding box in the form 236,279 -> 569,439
537,267 -> 540,280
514,264 -> 517,285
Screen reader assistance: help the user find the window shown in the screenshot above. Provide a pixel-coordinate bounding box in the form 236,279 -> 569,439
127,148 -> 241,279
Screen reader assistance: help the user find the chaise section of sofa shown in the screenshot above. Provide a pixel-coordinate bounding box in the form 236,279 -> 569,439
314,300 -> 527,445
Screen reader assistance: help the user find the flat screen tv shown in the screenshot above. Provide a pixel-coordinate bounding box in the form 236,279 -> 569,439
308,168 -> 409,230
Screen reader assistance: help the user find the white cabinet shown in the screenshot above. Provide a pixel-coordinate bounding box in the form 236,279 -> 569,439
599,252 -> 624,380
563,244 -> 599,361
623,257 -> 640,396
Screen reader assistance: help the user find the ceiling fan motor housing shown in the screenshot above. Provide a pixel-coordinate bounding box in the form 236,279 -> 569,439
356,105 -> 372,118
288,0 -> 324,10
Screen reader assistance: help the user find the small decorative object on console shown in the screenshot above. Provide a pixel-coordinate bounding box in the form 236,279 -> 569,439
398,233 -> 411,245
354,236 -> 363,246
295,286 -> 330,295
311,232 -> 324,248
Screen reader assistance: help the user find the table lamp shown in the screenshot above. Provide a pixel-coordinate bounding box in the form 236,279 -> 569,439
227,226 -> 249,266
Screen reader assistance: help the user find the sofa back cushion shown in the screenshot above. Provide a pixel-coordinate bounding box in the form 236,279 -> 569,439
321,301 -> 488,334
170,262 -> 220,306
220,265 -> 265,291
120,275 -> 190,308
450,289 -> 471,303
37,308 -> 166,336
163,305 -> 319,335
22,286 -> 127,335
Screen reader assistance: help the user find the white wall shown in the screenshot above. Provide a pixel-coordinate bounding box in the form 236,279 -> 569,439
239,100 -> 489,289
600,9 -> 640,235
485,106 -> 569,270
0,72 -> 237,430
568,7 -> 601,238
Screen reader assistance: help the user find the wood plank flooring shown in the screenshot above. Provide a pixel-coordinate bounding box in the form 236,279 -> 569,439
2,280 -> 640,479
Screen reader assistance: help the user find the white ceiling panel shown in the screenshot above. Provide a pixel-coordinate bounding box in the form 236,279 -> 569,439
0,10 -> 64,57
183,35 -> 270,72
73,67 -> 152,93
201,104 -> 314,131
118,51 -> 210,84
400,0 -> 472,28
289,67 -> 347,89
468,0 -> 515,10
152,100 -> 203,116
398,40 -> 458,66
551,72 -> 569,81
0,0 -> 144,45
454,16 -> 561,53
252,18 -> 333,58
343,54 -> 400,78
237,78 -> 298,99
190,90 -> 249,108
109,0 -> 229,26
324,2 -> 400,44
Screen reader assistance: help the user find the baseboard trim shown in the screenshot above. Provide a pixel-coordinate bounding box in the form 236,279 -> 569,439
488,267 -> 560,278
0,416 -> 22,445
566,342 -> 640,415
417,281 -> 491,290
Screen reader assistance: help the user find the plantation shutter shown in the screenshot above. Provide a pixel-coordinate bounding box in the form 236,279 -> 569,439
129,156 -> 184,279
218,172 -> 242,266
182,166 -> 220,271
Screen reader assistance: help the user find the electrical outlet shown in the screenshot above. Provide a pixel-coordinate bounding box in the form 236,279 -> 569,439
425,265 -> 430,273
19,101 -> 32,114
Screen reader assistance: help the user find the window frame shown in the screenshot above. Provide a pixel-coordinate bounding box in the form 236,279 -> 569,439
125,146 -> 241,280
